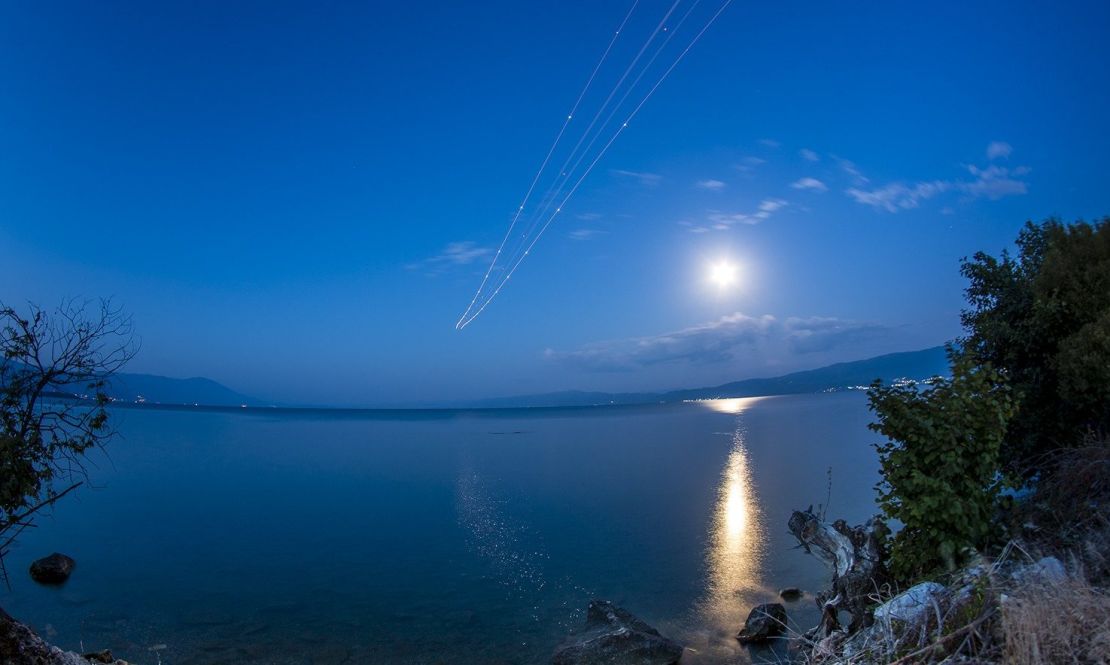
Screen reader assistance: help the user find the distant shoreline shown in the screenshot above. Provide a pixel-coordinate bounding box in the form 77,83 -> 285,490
39,390 -> 876,421
39,345 -> 947,413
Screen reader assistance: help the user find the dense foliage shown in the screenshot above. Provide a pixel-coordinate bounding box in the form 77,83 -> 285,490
960,217 -> 1110,471
0,300 -> 133,586
869,351 -> 1014,580
868,217 -> 1110,580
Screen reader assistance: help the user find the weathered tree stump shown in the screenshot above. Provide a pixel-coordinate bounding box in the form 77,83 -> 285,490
788,508 -> 889,638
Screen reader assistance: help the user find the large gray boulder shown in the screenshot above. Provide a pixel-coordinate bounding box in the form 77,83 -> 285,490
551,600 -> 684,665
872,581 -> 946,627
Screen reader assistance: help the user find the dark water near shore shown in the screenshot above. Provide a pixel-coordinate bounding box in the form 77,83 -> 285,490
1,392 -> 880,664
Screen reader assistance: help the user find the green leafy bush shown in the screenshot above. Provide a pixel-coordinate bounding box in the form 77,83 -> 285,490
961,217 -> 1110,471
868,351 -> 1014,581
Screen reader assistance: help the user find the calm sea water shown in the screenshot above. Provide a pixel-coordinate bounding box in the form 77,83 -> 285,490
1,392 -> 880,664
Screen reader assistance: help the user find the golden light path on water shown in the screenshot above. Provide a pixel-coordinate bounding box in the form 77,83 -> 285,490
687,397 -> 770,662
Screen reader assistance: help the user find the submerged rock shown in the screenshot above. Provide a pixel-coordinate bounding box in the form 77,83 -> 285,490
551,600 -> 684,665
736,603 -> 787,644
29,553 -> 76,585
778,587 -> 803,602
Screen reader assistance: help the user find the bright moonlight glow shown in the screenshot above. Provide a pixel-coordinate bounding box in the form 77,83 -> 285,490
708,261 -> 739,288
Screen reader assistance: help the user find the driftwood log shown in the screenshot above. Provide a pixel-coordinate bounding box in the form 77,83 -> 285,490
788,508 -> 889,638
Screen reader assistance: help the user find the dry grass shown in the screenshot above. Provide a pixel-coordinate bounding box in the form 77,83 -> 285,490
1000,564 -> 1110,665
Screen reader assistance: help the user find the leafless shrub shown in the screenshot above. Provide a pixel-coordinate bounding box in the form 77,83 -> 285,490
0,298 -> 136,587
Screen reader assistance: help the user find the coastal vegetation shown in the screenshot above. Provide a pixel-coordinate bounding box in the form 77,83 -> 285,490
794,217 -> 1110,663
960,217 -> 1110,472
869,353 -> 1013,580
872,216 -> 1109,584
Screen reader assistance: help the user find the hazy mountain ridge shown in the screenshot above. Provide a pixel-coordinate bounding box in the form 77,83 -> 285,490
14,346 -> 948,409
468,346 -> 949,408
104,372 -> 257,406
1,361 -> 259,407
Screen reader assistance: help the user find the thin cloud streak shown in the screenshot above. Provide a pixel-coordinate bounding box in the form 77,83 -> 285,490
692,198 -> 789,232
545,312 -> 890,371
845,144 -> 1030,212
791,177 -> 828,192
612,169 -> 663,186
568,229 -> 607,241
406,241 -> 492,275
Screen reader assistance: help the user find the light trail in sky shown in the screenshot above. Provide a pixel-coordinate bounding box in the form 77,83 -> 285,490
457,0 -> 733,330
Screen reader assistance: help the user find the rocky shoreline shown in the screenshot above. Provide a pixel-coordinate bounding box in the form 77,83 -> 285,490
546,503 -> 1106,664
780,509 -> 1093,664
3,507 -> 1104,665
1,606 -> 129,665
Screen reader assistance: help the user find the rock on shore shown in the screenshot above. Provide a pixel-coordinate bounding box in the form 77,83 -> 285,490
736,603 -> 787,644
552,600 -> 684,665
0,607 -> 128,665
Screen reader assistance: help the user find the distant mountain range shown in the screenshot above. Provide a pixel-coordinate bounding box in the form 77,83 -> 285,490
20,345 -> 950,409
465,346 -> 949,408
14,364 -> 259,407
103,372 -> 257,407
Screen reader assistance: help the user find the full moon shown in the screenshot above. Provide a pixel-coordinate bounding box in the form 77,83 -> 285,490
708,261 -> 739,288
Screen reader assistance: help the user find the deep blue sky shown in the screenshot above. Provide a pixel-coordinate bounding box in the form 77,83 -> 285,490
2,1 -> 1108,406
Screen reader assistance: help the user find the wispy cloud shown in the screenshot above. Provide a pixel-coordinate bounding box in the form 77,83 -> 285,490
406,241 -> 492,274
986,141 -> 1013,160
568,229 -> 606,241
612,169 -> 662,186
846,181 -> 951,212
800,148 -> 820,162
845,145 -> 1029,212
962,164 -> 1029,199
677,220 -> 709,234
758,198 -> 787,214
735,156 -> 766,173
783,316 -> 889,353
546,313 -> 776,371
545,312 -> 889,371
759,138 -> 781,148
694,198 -> 789,232
697,179 -> 727,191
791,177 -> 828,192
835,157 -> 870,185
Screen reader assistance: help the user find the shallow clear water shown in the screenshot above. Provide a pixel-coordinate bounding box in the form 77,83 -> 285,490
1,392 -> 880,664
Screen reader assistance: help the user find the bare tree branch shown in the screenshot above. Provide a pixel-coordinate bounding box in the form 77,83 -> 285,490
0,298 -> 134,588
